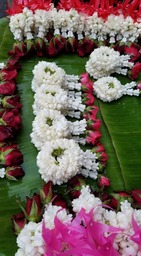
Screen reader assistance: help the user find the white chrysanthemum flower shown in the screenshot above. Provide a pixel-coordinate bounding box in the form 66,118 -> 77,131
43,204 -> 72,230
31,109 -> 69,148
33,84 -> 68,114
37,138 -> 83,184
16,222 -> 44,256
0,168 -> 5,178
94,77 -> 138,102
86,46 -> 133,79
31,61 -> 66,91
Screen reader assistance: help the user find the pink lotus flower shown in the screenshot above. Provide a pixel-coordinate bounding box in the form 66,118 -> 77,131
86,130 -> 101,145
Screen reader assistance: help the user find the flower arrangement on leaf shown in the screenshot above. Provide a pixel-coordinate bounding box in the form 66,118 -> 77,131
0,0 -> 141,255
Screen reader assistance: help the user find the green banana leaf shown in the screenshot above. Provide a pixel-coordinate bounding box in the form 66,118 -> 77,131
0,17 -> 141,256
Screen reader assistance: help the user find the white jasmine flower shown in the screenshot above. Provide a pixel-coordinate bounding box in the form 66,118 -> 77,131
31,109 -> 69,148
68,119 -> 87,135
33,84 -> 68,114
31,61 -> 66,92
0,168 -> 5,178
37,138 -> 83,184
79,150 -> 99,179
86,46 -> 133,79
94,77 -> 138,102
43,204 -> 72,230
34,9 -> 51,39
16,222 -> 44,256
0,63 -> 5,69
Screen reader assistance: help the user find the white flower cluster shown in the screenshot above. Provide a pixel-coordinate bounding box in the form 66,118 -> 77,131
93,77 -> 139,102
86,46 -> 133,79
9,8 -> 141,43
0,168 -> 5,178
31,61 -> 99,184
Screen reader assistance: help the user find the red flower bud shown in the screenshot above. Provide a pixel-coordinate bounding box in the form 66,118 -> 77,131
65,37 -> 77,53
68,175 -> 86,199
1,109 -> 21,130
77,38 -> 96,57
0,126 -> 14,141
93,143 -> 105,153
0,144 -> 23,166
8,41 -> 27,58
124,43 -> 140,62
99,175 -> 110,188
129,62 -> 141,80
25,39 -> 36,54
96,151 -> 108,164
83,106 -> 99,120
80,73 -> 89,85
0,81 -> 16,95
2,95 -> 22,109
35,38 -> 46,57
52,195 -> 67,209
5,166 -> 25,181
12,212 -> 26,235
131,189 -> 141,205
40,181 -> 53,204
22,194 -> 43,222
47,36 -> 66,57
109,192 -> 131,210
0,68 -> 17,81
86,130 -> 101,145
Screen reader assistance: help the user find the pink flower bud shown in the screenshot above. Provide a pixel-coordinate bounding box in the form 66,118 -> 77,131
0,109 -> 21,131
11,212 -> 26,235
87,119 -> 101,130
80,73 -> 89,84
0,68 -> 17,81
86,130 -> 101,145
0,81 -> 16,95
99,175 -> 110,188
82,93 -> 94,106
40,181 -> 53,204
5,166 -> 25,181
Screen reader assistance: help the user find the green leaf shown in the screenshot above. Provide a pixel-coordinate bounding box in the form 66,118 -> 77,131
0,17 -> 141,255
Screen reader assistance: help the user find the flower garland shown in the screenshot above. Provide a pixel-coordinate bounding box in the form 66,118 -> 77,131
0,0 -> 141,255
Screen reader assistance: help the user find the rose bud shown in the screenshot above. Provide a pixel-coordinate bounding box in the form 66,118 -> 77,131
83,106 -> 99,120
97,151 -> 108,164
0,68 -> 17,81
21,193 -> 43,222
86,130 -> 101,145
0,81 -> 16,95
52,195 -> 67,209
68,175 -> 86,199
87,118 -> 101,130
129,62 -> 141,80
93,143 -> 105,153
0,126 -> 14,141
11,212 -> 26,235
137,82 -> 141,91
82,93 -> 95,106
77,38 -> 96,57
35,38 -> 46,57
81,80 -> 93,93
2,95 -> 22,109
8,41 -> 27,58
109,192 -> 131,210
65,37 -> 78,53
25,39 -> 35,55
7,57 -> 20,70
80,73 -> 89,85
99,175 -> 110,188
53,36 -> 66,53
0,144 -> 23,166
5,166 -> 25,181
124,43 -> 140,62
113,42 -> 125,55
40,181 -> 53,205
131,190 -> 141,205
1,109 -> 21,131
